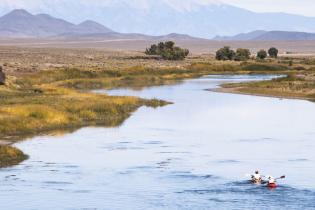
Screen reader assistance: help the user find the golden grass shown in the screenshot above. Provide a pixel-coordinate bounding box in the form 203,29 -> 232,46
0,145 -> 28,168
1,60 -> 297,139
0,60 -> 306,136
0,88 -> 166,138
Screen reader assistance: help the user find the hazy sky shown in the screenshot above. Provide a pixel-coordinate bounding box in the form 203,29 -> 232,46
222,0 -> 315,17
0,0 -> 314,17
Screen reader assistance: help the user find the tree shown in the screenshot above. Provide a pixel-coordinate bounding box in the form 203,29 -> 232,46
235,48 -> 251,61
268,47 -> 279,58
257,50 -> 267,60
215,46 -> 236,61
145,41 -> 189,60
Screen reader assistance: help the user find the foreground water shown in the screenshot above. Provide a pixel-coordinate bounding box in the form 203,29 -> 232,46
1,75 -> 315,210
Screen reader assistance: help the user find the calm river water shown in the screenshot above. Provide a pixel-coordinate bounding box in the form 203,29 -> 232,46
1,75 -> 315,210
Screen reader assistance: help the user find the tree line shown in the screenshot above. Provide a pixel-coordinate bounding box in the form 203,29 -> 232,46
216,46 -> 279,61
144,41 -> 279,62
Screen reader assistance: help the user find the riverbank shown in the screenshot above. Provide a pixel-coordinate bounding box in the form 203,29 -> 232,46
1,48 -> 314,167
216,72 -> 315,102
1,74 -> 315,210
0,62 -> 292,143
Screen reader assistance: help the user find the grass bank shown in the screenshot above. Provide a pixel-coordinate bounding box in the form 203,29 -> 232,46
0,145 -> 28,168
0,61 -> 296,142
218,69 -> 315,101
0,60 -> 304,167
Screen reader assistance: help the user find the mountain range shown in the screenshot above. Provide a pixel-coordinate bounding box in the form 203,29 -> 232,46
213,30 -> 315,41
0,9 -> 204,41
0,9 -> 112,37
2,8 -> 315,42
1,0 -> 315,38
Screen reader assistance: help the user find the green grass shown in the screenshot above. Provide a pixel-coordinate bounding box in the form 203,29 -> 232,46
241,63 -> 290,71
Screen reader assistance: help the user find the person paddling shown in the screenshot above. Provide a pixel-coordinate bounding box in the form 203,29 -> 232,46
266,175 -> 285,188
266,176 -> 277,188
251,170 -> 262,184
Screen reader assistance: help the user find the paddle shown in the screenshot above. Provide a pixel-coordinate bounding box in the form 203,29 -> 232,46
275,175 -> 286,180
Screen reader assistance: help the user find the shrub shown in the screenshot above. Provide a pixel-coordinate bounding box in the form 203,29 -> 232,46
145,41 -> 189,60
257,50 -> 267,60
235,48 -> 251,61
145,44 -> 158,55
215,46 -> 236,61
268,47 -> 279,58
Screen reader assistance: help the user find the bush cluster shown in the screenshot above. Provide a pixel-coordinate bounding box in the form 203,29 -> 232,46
256,47 -> 278,59
216,46 -> 279,61
145,41 -> 189,60
216,46 -> 251,61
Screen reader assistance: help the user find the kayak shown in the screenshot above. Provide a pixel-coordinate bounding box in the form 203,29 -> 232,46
267,183 -> 277,188
251,179 -> 262,185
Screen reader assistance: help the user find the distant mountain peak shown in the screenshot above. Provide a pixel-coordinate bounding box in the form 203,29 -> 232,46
4,9 -> 32,17
36,13 -> 53,18
79,20 -> 104,27
77,20 -> 113,33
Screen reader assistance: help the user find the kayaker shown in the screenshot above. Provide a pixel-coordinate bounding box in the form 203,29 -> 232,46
268,176 -> 276,185
251,170 -> 262,183
267,175 -> 285,188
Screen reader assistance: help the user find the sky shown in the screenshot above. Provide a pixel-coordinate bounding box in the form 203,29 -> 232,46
0,0 -> 314,17
222,0 -> 315,17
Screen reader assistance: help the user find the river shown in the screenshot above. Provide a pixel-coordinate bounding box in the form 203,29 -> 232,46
1,75 -> 315,210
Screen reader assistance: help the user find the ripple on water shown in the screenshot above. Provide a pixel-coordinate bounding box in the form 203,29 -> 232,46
158,151 -> 190,154
143,140 -> 163,145
237,137 -> 279,143
72,190 -> 92,194
43,181 -> 73,185
177,181 -> 315,209
103,144 -> 145,151
169,171 -> 215,181
288,159 -> 309,162
216,160 -> 241,164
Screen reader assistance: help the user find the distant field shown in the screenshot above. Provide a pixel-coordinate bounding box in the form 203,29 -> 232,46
1,38 -> 315,55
